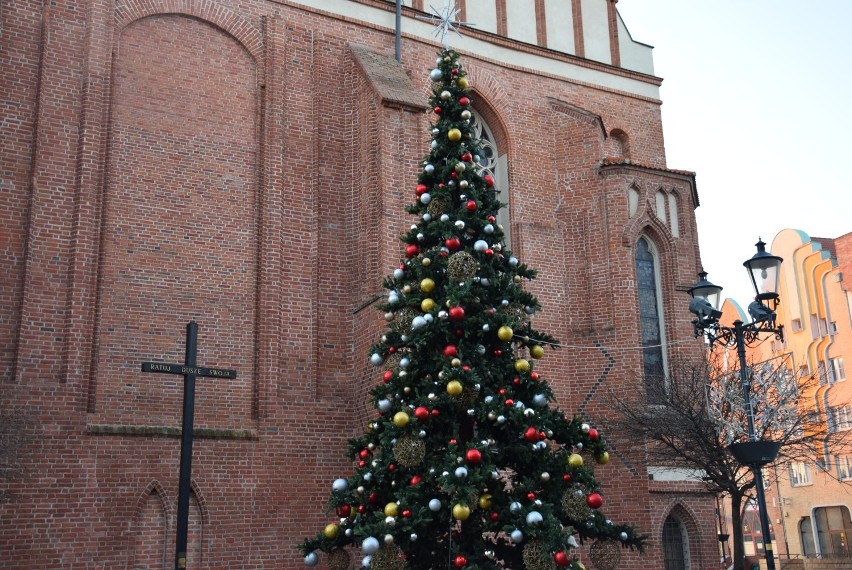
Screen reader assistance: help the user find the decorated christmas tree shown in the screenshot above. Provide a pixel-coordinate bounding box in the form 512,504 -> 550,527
299,46 -> 645,570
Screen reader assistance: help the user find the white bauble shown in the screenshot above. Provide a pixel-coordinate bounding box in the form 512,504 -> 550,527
431,141 -> 438,150
424,163 -> 435,174
454,220 -> 465,229
455,466 -> 468,478
377,399 -> 391,412
620,532 -> 629,541
438,310 -> 448,320
483,224 -> 494,234
423,313 -> 434,323
511,529 -> 524,543
440,90 -> 451,100
440,214 -> 450,222
420,193 -> 432,204
370,353 -> 383,366
364,472 -> 372,481
362,536 -> 380,554
482,324 -> 490,331
388,292 -> 399,304
422,213 -> 432,222
410,533 -> 418,542
385,516 -> 396,527
429,498 -> 442,511
432,127 -> 440,136
541,472 -> 551,482
533,394 -> 548,407
496,415 -> 505,424
461,110 -> 471,120
304,552 -> 319,567
582,423 -> 590,433
430,68 -> 443,81
411,316 -> 427,330
477,345 -> 486,355
480,278 -> 489,287
474,240 -> 488,252
400,357 -> 410,369
362,555 -> 372,568
526,511 -> 543,525
459,180 -> 469,189
508,256 -> 519,267
509,501 -> 522,513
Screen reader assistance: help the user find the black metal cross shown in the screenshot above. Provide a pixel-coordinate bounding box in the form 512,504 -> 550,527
141,321 -> 236,570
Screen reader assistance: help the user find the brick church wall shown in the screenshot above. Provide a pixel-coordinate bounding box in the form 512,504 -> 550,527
1,0 -> 716,568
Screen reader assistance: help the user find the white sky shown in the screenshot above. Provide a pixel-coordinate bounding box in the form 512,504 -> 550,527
616,0 -> 852,308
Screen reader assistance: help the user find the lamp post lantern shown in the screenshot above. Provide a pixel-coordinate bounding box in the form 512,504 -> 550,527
689,239 -> 785,570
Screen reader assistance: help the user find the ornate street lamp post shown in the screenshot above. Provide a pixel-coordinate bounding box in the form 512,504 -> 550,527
688,239 -> 785,570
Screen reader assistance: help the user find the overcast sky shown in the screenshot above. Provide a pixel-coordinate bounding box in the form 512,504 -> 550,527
616,0 -> 852,309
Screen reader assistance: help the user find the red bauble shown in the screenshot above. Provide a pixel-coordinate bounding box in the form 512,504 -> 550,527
458,96 -> 469,105
524,427 -> 539,443
445,237 -> 461,250
539,431 -> 546,441
414,406 -> 430,421
587,492 -> 603,509
359,449 -> 371,459
405,244 -> 419,257
498,388 -> 507,395
455,328 -> 464,337
388,464 -> 396,471
527,492 -> 536,501
449,438 -> 457,445
383,370 -> 393,383
443,345 -> 458,357
485,248 -> 494,256
402,510 -> 412,517
369,492 -> 379,505
588,428 -> 599,441
554,551 -> 570,567
505,399 -> 514,406
563,474 -> 572,482
431,408 -> 439,416
336,505 -> 351,518
466,200 -> 477,212
461,152 -> 473,162
449,306 -> 465,321
434,106 -> 442,114
358,504 -> 366,513
454,555 -> 467,568
416,183 -> 428,196
452,68 -> 460,75
513,377 -> 521,385
465,449 -> 482,464
493,349 -> 502,356
483,175 -> 495,188
358,460 -> 365,468
490,512 -> 499,521
450,171 -> 458,179
388,346 -> 396,354
487,215 -> 496,222
410,474 -> 422,485
530,372 -> 540,381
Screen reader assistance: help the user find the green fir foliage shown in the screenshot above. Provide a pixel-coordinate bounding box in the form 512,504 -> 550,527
300,49 -> 644,570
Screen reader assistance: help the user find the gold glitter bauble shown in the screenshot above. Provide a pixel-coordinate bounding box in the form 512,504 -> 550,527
561,491 -> 592,520
393,434 -> 426,467
427,198 -> 451,217
522,540 -> 555,570
589,540 -> 621,570
447,251 -> 479,281
392,307 -> 416,333
328,549 -> 351,570
371,544 -> 406,570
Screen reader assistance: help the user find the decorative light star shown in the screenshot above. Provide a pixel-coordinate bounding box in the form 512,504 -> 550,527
418,1 -> 474,48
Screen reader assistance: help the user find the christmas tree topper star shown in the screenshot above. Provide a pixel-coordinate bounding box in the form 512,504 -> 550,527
417,1 -> 474,48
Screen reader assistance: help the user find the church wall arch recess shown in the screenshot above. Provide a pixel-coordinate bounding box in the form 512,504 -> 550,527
65,0 -> 285,429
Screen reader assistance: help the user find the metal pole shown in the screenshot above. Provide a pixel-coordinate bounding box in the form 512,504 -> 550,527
395,0 -> 402,62
735,320 -> 776,570
175,321 -> 198,570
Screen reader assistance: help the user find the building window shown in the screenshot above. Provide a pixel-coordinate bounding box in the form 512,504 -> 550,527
830,406 -> 852,432
662,514 -> 690,570
791,318 -> 803,332
789,461 -> 812,487
814,506 -> 852,557
799,517 -> 816,558
837,456 -> 852,481
635,237 -> 667,402
830,357 -> 846,382
742,502 -> 774,556
830,321 -> 838,334
469,111 -> 509,247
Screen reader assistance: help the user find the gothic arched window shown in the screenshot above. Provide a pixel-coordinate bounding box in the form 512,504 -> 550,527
470,111 -> 510,247
662,514 -> 690,570
635,237 -> 667,401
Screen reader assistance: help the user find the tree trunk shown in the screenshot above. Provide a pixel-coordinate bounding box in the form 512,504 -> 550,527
730,493 -> 746,570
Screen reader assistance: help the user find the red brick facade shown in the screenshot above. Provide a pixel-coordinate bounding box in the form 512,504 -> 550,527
1,0 -> 718,567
